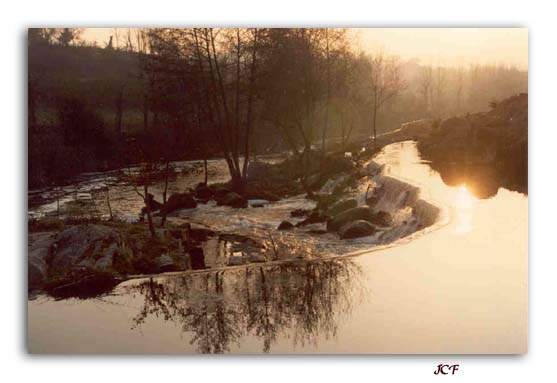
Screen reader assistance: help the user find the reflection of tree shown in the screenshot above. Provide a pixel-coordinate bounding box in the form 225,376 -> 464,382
124,259 -> 365,353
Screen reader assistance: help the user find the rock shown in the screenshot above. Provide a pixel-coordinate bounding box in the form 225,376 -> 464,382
228,256 -> 246,266
307,229 -> 327,235
28,233 -> 54,290
141,193 -> 163,215
327,206 -> 374,231
313,193 -> 341,211
365,196 -> 378,206
277,221 -> 294,230
161,192 -> 197,214
188,227 -> 217,242
369,211 -> 392,227
290,208 -> 311,218
211,185 -> 232,199
92,243 -> 119,271
45,270 -> 121,300
50,225 -> 121,273
327,207 -> 392,231
339,220 -> 376,239
32,225 -> 124,295
194,183 -> 213,201
327,198 -> 357,217
146,193 -> 163,210
248,254 -> 267,263
248,199 -> 270,208
217,192 -> 247,208
188,247 -> 206,270
295,211 -> 329,227
256,190 -> 280,202
156,254 -> 179,272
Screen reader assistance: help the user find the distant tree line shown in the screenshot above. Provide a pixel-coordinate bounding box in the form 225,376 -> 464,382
28,28 -> 527,189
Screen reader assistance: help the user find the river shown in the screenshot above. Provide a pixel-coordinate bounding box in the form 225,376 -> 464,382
27,141 -> 528,354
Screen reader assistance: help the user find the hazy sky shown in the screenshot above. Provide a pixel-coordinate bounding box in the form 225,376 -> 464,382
82,27 -> 528,69
356,28 -> 528,69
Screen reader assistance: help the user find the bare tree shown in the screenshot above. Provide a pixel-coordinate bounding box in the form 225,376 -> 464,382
367,53 -> 405,150
262,28 -> 327,196
419,65 -> 433,114
434,65 -> 446,117
320,28 -> 331,158
455,66 -> 465,114
190,28 -> 261,191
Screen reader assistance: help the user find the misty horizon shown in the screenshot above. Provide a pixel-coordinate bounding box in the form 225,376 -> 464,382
81,27 -> 528,69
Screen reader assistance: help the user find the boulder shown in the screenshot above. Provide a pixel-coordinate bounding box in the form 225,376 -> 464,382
188,227 -> 217,242
33,225 -> 124,295
228,256 -> 246,266
327,206 -> 392,231
277,221 -> 294,230
339,220 -> 376,239
248,199 -> 270,208
50,225 -> 121,273
156,254 -> 179,272
217,192 -> 248,208
369,211 -> 392,227
327,198 -> 357,217
146,193 -> 163,210
290,208 -> 311,218
255,190 -> 280,202
295,211 -> 329,227
188,247 -> 206,270
248,254 -> 267,263
327,206 -> 374,231
161,192 -> 197,214
28,233 -> 54,290
194,183 -> 213,201
141,193 -> 163,215
211,185 -> 232,199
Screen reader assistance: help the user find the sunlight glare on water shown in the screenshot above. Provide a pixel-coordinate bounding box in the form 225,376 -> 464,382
451,184 -> 477,234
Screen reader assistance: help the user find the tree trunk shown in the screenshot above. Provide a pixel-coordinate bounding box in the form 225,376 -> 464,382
321,28 -> 330,160
29,80 -> 37,127
234,29 -> 241,161
115,86 -> 124,133
241,28 -> 259,181
372,91 -> 378,152
162,160 -> 170,204
144,185 -> 156,237
142,92 -> 149,131
209,29 -> 240,176
203,29 -> 240,185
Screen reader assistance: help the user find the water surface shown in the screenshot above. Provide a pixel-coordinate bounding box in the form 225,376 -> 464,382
28,142 -> 527,354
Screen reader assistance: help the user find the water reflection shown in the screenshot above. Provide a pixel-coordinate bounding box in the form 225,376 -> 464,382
431,162 -> 521,199
451,185 -> 476,234
123,259 -> 365,353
